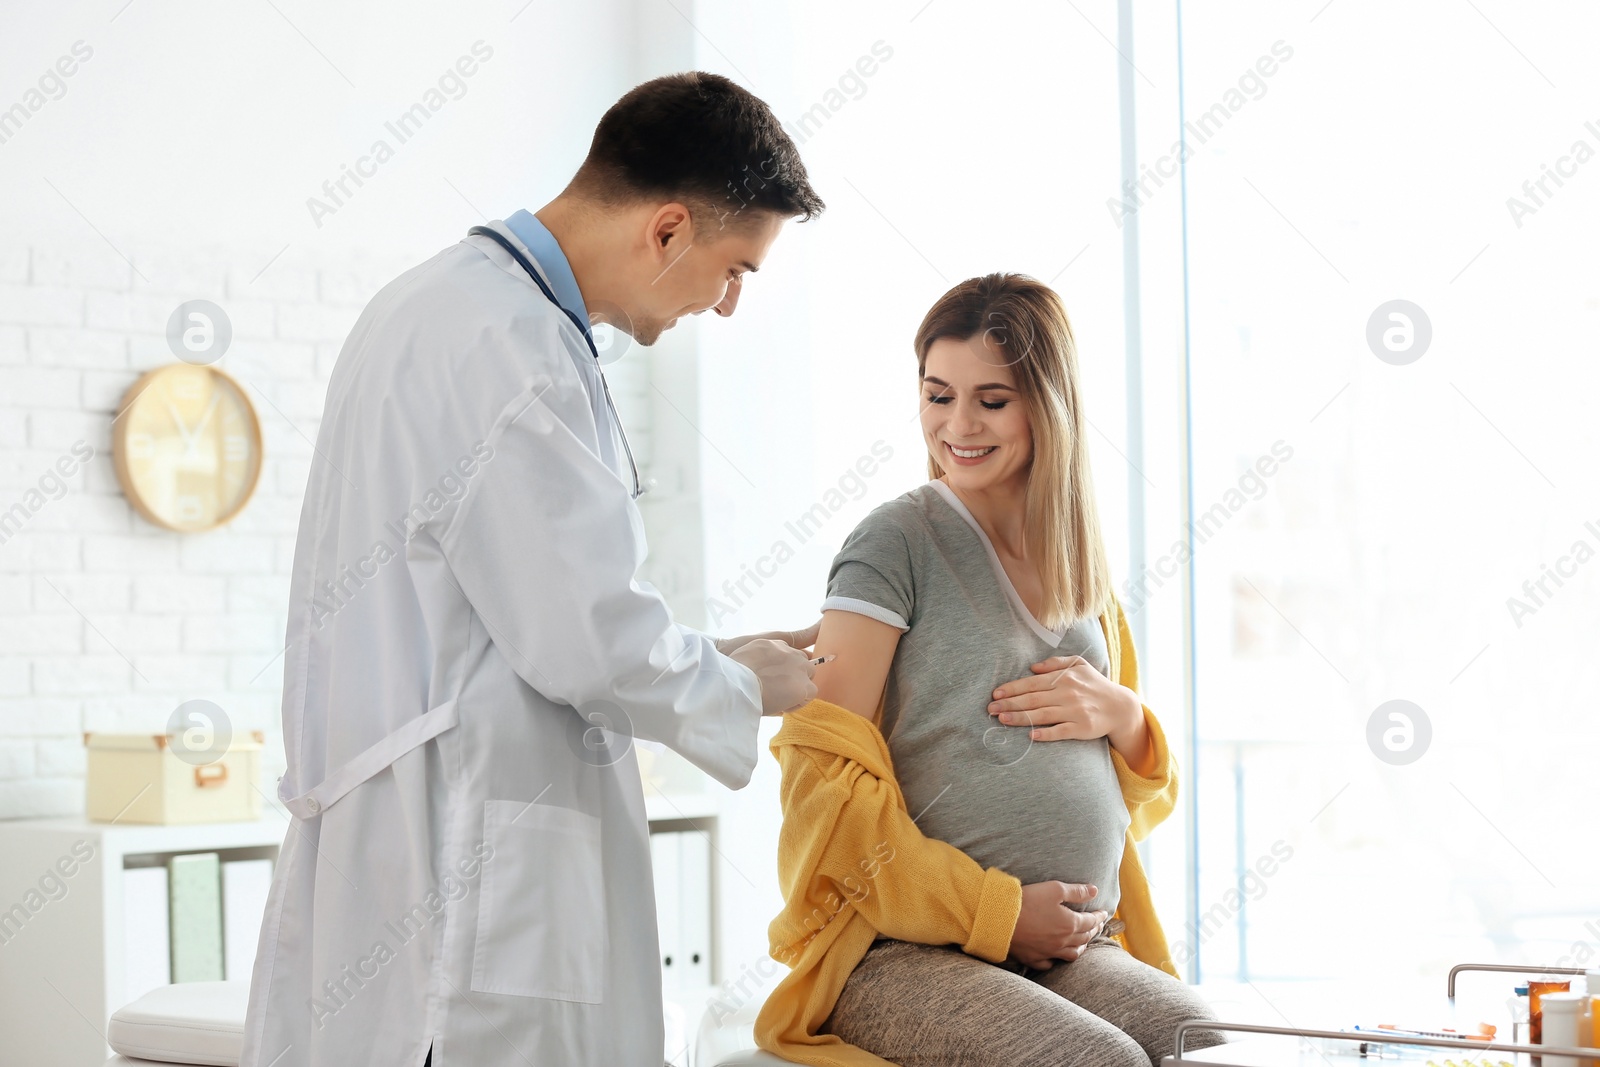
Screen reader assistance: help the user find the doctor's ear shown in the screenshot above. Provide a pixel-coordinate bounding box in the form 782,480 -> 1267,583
647,202 -> 695,254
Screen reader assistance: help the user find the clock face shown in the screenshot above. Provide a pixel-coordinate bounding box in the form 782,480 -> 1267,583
113,364 -> 264,532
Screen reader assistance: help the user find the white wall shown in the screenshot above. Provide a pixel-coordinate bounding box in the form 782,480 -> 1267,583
0,0 -> 648,817
0,1 -> 634,258
0,238 -> 392,815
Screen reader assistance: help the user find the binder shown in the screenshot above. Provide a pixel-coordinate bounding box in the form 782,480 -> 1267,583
123,864 -> 171,1001
678,832 -> 711,987
651,831 -> 683,990
221,858 -> 273,981
168,853 -> 224,983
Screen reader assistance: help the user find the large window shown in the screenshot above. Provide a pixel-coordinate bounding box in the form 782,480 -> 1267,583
1179,0 -> 1600,985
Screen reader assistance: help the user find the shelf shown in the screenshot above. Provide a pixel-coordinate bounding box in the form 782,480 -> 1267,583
0,814 -> 288,1067
10,813 -> 290,857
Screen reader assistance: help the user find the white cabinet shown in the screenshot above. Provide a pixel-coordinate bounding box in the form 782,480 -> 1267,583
0,794 -> 723,1067
646,797 -> 720,1067
0,814 -> 287,1067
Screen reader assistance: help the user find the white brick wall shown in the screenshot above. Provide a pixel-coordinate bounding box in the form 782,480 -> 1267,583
0,240 -> 412,818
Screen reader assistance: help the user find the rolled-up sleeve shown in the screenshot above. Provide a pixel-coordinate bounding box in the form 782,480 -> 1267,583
821,507 -> 916,632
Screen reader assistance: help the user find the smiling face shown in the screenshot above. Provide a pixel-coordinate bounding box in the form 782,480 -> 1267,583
920,334 -> 1034,493
627,206 -> 785,345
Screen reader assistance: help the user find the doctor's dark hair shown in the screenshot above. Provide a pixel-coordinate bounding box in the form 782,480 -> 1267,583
914,273 -> 1115,629
568,71 -> 825,229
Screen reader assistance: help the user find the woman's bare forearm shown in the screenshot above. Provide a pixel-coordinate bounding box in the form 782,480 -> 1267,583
1107,687 -> 1158,777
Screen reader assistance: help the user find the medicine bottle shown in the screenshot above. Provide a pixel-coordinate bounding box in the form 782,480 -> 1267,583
1542,992 -> 1586,1067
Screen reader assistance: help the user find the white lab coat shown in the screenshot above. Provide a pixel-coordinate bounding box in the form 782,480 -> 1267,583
240,222 -> 764,1067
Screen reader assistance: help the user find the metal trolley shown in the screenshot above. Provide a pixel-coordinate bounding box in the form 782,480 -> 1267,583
1161,962 -> 1600,1065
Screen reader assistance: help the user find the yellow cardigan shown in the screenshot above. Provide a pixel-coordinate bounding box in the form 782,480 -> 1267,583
754,599 -> 1179,1067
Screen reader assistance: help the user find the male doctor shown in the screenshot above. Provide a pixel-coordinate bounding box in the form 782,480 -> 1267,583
242,72 -> 826,1067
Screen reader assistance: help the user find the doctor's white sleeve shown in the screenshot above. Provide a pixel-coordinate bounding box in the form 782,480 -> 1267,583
436,369 -> 763,790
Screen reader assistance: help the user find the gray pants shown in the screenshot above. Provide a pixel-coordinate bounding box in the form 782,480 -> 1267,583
820,936 -> 1227,1066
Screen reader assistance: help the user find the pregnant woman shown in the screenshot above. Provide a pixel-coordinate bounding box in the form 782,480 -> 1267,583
754,274 -> 1224,1066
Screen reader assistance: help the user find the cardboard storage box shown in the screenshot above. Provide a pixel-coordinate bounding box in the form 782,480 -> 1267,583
85,733 -> 263,824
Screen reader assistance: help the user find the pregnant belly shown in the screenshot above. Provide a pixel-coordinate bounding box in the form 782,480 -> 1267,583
905,730 -> 1131,913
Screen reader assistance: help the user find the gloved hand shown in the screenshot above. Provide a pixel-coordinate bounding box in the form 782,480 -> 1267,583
713,620 -> 821,658
727,638 -> 819,716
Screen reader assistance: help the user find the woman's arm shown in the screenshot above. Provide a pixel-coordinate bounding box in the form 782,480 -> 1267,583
793,608 -> 1108,964
810,608 -> 901,721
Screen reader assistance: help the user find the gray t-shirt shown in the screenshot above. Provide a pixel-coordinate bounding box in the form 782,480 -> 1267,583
822,479 -> 1129,915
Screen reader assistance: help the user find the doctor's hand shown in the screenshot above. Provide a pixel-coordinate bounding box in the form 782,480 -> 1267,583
713,620 -> 821,657
988,655 -> 1152,770
1009,881 -> 1109,970
727,638 -> 819,716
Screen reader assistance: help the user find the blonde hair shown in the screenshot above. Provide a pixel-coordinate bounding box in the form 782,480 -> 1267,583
914,273 -> 1114,629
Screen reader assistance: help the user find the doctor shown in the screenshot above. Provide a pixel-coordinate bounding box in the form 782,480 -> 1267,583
242,72 -> 827,1067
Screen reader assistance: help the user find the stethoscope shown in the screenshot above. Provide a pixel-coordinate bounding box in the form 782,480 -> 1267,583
468,224 -> 646,500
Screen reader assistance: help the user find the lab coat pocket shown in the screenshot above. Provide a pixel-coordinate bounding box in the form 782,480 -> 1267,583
471,798 -> 606,1002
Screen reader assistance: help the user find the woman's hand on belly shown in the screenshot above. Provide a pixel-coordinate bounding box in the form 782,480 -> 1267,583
1007,881 -> 1109,970
987,655 -> 1153,772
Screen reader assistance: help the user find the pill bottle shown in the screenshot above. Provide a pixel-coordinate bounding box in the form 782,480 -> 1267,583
1531,979 -> 1575,1044
1543,992 -> 1587,1067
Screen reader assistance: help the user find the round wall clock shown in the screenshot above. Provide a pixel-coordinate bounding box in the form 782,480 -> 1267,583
112,364 -> 264,532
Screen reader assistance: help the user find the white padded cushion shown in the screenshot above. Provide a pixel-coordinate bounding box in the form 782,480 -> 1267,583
694,991 -> 795,1066
107,981 -> 248,1066
706,1053 -> 794,1067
